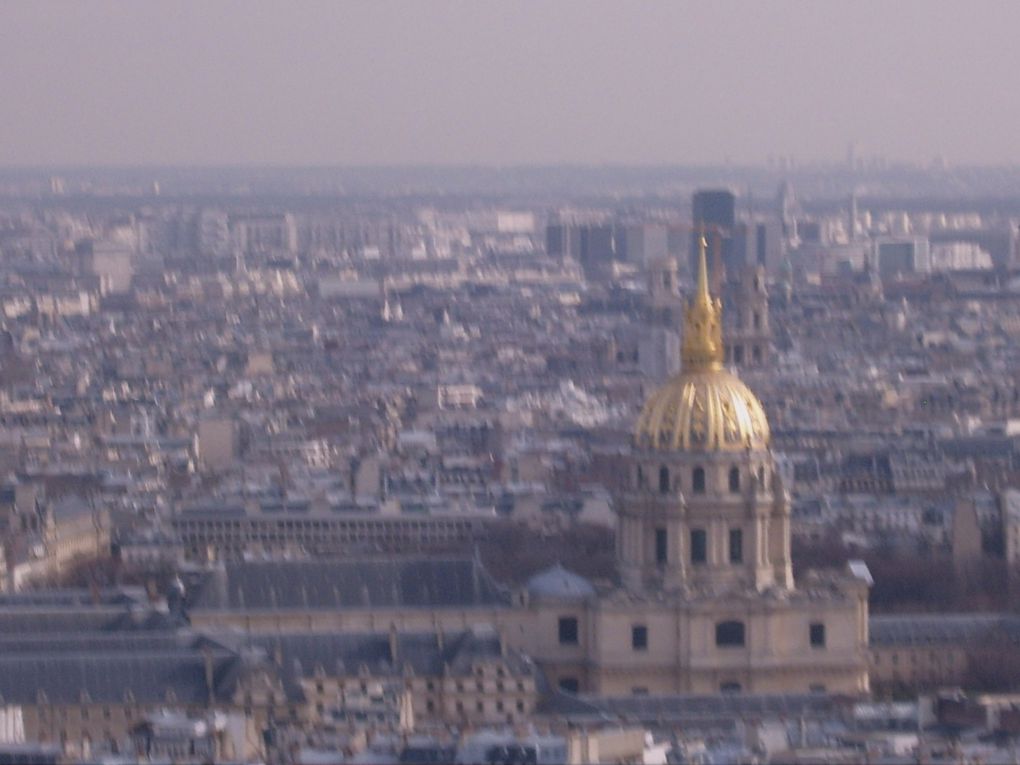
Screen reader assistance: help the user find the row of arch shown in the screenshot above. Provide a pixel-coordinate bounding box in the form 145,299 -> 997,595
637,464 -> 768,496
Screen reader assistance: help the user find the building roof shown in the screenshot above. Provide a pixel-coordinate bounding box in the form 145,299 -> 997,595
0,587 -> 149,609
0,619 -> 535,708
526,564 -> 595,601
0,589 -> 182,635
869,614 -> 1020,647
540,691 -> 840,727
189,556 -> 511,612
0,651 -> 231,706
233,626 -> 532,683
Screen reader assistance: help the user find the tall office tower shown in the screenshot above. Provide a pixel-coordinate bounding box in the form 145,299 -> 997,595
776,181 -> 797,240
849,191 -> 859,242
545,222 -> 577,260
692,189 -> 740,280
693,189 -> 736,228
545,220 -> 619,281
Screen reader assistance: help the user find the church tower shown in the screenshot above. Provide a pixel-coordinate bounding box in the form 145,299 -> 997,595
524,234 -> 869,697
619,234 -> 791,594
646,254 -> 682,324
724,265 -> 771,368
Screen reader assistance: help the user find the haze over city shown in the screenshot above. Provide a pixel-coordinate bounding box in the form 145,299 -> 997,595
3,1 -> 1020,167
8,3 -> 1020,765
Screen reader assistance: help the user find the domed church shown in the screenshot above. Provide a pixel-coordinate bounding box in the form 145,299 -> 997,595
519,236 -> 871,696
625,235 -> 782,595
183,237 -> 871,703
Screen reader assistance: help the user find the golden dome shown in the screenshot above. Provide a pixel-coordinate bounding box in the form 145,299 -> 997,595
633,232 -> 770,452
634,368 -> 770,452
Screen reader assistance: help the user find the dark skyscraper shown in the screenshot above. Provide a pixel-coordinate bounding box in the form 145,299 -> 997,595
692,189 -> 736,231
545,221 -> 619,281
691,189 -> 741,280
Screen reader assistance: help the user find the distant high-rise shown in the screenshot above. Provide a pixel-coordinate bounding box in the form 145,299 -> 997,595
776,181 -> 796,239
545,220 -> 620,281
691,189 -> 740,280
848,191 -> 859,242
692,189 -> 736,231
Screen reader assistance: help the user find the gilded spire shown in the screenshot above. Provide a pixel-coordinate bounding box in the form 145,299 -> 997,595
695,231 -> 712,307
681,231 -> 724,371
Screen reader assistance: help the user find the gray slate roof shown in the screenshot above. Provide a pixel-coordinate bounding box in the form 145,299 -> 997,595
230,627 -> 533,684
0,587 -> 149,609
0,624 -> 532,707
0,597 -> 182,636
540,692 -> 841,728
869,613 -> 1020,646
190,556 -> 511,611
0,651 -> 235,705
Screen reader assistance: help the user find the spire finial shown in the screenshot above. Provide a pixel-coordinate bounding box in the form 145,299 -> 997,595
696,226 -> 711,306
682,228 -> 724,371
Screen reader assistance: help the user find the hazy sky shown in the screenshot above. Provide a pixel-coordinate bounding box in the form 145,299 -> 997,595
2,1 -> 1019,167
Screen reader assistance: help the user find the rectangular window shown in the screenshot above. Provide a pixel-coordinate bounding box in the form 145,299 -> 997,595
810,622 -> 826,648
632,624 -> 648,651
655,527 -> 668,564
716,620 -> 746,647
691,529 -> 707,564
558,616 -> 579,645
729,528 -> 743,564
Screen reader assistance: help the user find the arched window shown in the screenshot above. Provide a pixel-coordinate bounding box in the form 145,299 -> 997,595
728,466 -> 740,493
692,466 -> 706,494
636,465 -> 645,489
757,466 -> 766,491
715,620 -> 746,647
658,466 -> 670,494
